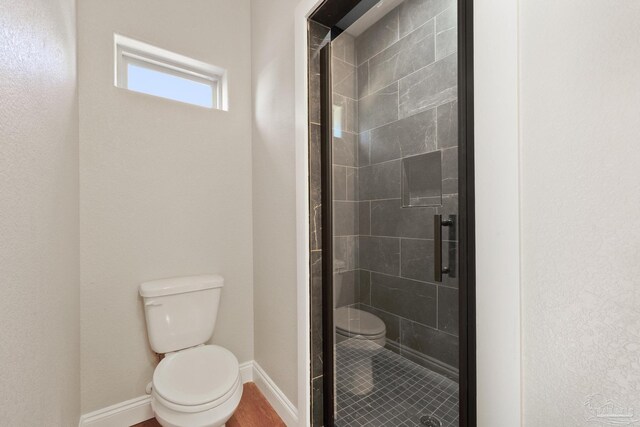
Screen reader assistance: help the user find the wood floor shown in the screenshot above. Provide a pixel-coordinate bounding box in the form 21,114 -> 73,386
132,383 -> 285,427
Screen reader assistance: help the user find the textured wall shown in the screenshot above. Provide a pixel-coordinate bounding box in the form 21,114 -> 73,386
0,0 -> 80,424
520,0 -> 640,424
250,0 -> 300,406
78,0 -> 254,413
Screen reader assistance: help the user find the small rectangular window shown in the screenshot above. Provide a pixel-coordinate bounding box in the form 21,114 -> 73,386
114,34 -> 227,110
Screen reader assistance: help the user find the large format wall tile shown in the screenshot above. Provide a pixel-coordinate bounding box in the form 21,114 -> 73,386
359,270 -> 371,304
358,131 -> 371,166
334,236 -> 359,271
435,7 -> 457,61
358,200 -> 371,235
332,57 -> 357,99
436,5 -> 456,32
371,273 -> 437,327
399,235 -> 457,288
346,168 -> 358,201
400,318 -> 459,368
368,20 -> 436,94
398,0 -> 451,38
401,238 -> 435,282
436,27 -> 457,61
441,146 -> 458,194
356,8 -> 400,65
333,201 -> 358,236
357,303 -> 401,342
333,166 -> 347,201
370,109 -> 437,164
398,53 -> 457,119
334,270 -> 360,308
312,376 -> 323,427
370,199 -> 435,238
357,63 -> 370,99
309,22 -> 329,125
333,94 -> 358,134
332,32 -> 355,65
311,251 -> 323,379
436,100 -> 458,149
333,165 -> 358,202
358,82 -> 399,132
333,132 -> 358,167
437,286 -> 459,336
359,236 -> 400,275
309,123 -> 322,251
359,160 -> 401,200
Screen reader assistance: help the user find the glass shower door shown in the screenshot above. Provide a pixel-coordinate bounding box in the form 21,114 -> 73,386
329,1 -> 461,425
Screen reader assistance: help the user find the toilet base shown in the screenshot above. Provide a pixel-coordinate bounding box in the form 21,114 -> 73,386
336,335 -> 386,396
152,376 -> 243,427
341,356 -> 375,395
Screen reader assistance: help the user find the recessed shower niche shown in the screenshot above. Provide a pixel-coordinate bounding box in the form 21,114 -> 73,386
402,151 -> 443,208
307,0 -> 475,425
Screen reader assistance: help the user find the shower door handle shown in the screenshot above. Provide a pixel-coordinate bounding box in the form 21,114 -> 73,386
434,214 -> 454,282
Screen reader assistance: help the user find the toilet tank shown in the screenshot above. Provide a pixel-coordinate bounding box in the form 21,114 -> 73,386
139,275 -> 224,354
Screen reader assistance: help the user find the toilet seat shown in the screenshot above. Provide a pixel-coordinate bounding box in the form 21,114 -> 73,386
153,345 -> 240,412
335,307 -> 385,339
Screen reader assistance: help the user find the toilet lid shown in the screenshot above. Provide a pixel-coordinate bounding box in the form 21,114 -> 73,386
153,345 -> 239,406
334,307 -> 385,337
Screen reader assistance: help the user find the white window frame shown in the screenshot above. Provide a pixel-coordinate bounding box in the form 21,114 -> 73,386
114,34 -> 228,110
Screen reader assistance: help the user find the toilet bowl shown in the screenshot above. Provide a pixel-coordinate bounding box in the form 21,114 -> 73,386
334,307 -> 386,395
140,275 -> 242,427
151,345 -> 242,427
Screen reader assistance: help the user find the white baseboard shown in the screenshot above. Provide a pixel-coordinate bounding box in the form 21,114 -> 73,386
239,360 -> 254,383
78,361 -> 296,427
78,395 -> 153,427
251,361 -> 299,426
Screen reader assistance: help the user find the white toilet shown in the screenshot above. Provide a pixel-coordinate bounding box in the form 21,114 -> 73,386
139,275 -> 242,427
334,306 -> 386,395
335,306 -> 386,347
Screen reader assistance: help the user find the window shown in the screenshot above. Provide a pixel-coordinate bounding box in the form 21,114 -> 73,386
114,34 -> 227,110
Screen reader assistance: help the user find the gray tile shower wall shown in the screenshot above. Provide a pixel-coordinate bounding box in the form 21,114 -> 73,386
354,0 -> 460,373
331,32 -> 360,317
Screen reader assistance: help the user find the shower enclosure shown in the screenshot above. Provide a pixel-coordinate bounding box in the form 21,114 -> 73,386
307,0 -> 474,425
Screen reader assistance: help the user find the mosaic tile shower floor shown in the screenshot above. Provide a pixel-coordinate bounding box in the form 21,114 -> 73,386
335,339 -> 459,427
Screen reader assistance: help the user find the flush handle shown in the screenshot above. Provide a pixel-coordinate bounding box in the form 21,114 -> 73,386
434,214 -> 454,282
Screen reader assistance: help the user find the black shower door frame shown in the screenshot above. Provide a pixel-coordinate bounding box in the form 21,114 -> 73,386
312,0 -> 476,424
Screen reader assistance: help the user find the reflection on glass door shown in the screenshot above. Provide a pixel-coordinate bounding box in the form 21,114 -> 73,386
329,1 -> 461,425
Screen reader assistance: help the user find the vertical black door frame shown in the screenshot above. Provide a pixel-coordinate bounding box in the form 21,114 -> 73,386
319,44 -> 336,427
311,0 -> 476,424
458,0 -> 476,424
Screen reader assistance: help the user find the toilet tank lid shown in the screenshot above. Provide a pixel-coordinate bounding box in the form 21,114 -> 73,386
139,274 -> 224,298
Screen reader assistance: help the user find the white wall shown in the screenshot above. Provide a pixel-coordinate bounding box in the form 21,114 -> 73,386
520,0 -> 640,424
0,0 -> 80,425
474,0 -> 522,424
78,0 -> 254,413
251,0 -> 300,405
